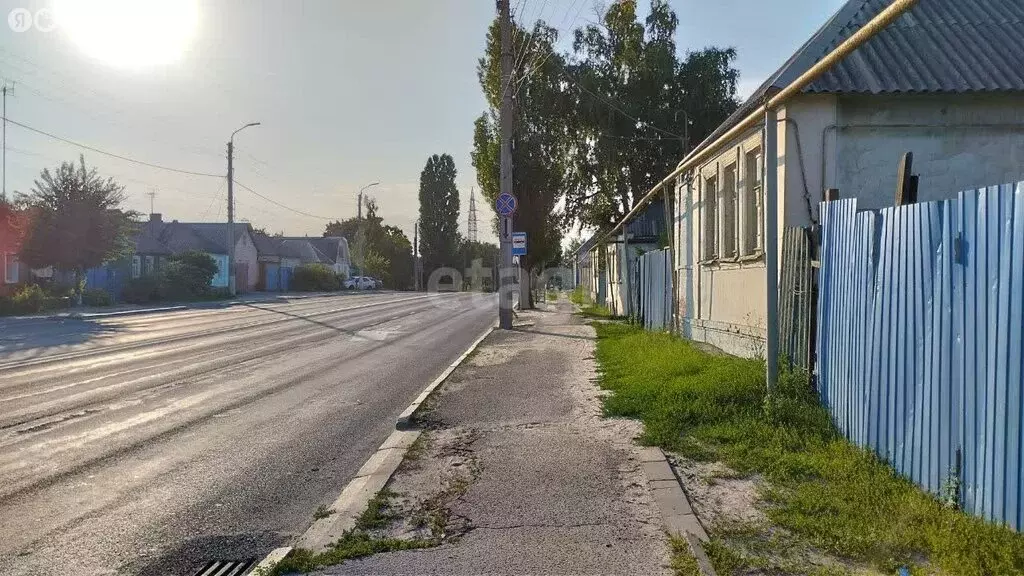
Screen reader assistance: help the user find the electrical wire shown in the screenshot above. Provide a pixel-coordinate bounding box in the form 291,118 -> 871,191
232,180 -> 332,221
1,115 -> 223,178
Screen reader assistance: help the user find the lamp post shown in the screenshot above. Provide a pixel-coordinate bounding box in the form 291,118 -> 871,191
356,181 -> 380,276
226,122 -> 260,296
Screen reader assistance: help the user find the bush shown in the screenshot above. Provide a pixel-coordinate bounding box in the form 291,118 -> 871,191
82,288 -> 113,307
12,284 -> 45,314
291,263 -> 342,292
122,275 -> 164,304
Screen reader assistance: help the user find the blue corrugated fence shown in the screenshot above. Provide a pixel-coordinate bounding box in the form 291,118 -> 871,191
817,182 -> 1024,530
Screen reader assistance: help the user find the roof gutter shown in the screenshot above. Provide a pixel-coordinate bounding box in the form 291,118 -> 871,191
591,0 -> 919,247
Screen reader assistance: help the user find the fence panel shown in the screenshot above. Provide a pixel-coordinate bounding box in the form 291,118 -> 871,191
780,227 -> 814,370
818,181 -> 1024,530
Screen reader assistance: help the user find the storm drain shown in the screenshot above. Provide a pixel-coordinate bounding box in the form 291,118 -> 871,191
191,559 -> 257,576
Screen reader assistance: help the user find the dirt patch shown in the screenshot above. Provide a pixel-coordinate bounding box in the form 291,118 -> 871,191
381,426 -> 480,542
668,457 -> 767,528
466,343 -> 517,367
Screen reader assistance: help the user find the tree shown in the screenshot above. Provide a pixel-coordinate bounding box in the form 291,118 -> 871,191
418,154 -> 461,276
18,156 -> 136,301
324,199 -> 414,290
472,17 -> 572,307
563,0 -> 739,229
362,250 -> 390,283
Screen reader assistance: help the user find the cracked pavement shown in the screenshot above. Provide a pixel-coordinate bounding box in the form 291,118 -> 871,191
324,298 -> 671,575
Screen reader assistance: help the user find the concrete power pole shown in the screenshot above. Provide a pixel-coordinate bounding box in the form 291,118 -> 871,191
497,0 -> 514,329
226,139 -> 236,296
2,82 -> 12,202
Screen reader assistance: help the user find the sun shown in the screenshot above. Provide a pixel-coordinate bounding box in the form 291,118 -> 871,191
53,0 -> 199,69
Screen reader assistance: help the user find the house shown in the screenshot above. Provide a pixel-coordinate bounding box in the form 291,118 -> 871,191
669,0 -> 1024,357
125,214 -> 260,292
281,236 -> 351,278
0,203 -> 28,296
252,234 -> 327,291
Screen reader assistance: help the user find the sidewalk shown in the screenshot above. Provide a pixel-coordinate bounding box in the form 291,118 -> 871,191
321,299 -> 674,575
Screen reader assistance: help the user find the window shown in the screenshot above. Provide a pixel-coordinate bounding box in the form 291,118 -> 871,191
3,253 -> 18,284
702,175 -> 717,261
742,149 -> 764,256
720,164 -> 738,259
132,255 -> 141,279
144,255 -> 154,275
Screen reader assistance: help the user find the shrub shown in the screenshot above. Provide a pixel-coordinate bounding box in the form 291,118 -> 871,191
82,288 -> 113,307
122,275 -> 164,304
0,295 -> 13,316
12,284 -> 45,314
160,251 -> 218,300
291,263 -> 342,292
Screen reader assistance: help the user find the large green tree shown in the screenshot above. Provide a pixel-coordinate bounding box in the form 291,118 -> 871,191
564,0 -> 739,229
472,17 -> 572,307
417,154 -> 461,276
323,198 -> 414,289
18,156 -> 136,299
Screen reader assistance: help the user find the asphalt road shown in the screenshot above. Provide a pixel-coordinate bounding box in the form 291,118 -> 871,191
0,291 -> 495,576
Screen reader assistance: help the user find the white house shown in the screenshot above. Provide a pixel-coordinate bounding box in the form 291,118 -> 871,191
673,0 -> 1024,357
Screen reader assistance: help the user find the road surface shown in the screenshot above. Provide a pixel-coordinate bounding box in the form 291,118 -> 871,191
0,291 -> 495,576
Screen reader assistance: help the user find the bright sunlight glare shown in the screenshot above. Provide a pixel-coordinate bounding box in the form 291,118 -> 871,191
53,0 -> 199,68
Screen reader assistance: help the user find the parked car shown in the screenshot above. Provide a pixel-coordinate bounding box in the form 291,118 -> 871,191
344,276 -> 376,290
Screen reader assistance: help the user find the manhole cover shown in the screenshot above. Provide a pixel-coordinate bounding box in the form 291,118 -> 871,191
191,559 -> 256,576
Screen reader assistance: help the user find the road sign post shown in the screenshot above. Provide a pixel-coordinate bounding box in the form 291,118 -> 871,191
496,191 -> 517,329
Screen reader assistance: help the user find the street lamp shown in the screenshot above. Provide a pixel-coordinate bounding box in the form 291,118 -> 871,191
227,122 -> 261,296
356,181 -> 380,276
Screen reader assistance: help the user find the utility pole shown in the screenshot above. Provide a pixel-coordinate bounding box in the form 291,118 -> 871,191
147,188 -> 157,215
226,139 -> 235,295
413,221 -> 420,291
227,122 -> 261,297
356,181 -> 380,277
498,0 -> 514,329
2,82 -> 13,202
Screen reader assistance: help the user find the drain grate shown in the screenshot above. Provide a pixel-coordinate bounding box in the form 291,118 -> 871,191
191,559 -> 257,576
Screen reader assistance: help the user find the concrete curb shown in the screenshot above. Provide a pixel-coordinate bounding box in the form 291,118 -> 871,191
253,326 -> 498,569
294,429 -> 422,551
395,323 -> 495,431
638,446 -> 716,575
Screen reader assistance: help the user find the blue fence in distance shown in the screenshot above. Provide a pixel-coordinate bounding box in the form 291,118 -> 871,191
630,248 -> 672,331
817,182 -> 1024,530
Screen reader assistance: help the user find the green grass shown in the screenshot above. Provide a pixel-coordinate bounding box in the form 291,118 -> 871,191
579,303 -> 614,319
670,536 -> 702,576
569,286 -> 586,305
260,488 -> 437,575
593,322 -> 1024,576
546,289 -> 559,301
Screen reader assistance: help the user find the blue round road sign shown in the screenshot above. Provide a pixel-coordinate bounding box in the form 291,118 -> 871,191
496,192 -> 517,216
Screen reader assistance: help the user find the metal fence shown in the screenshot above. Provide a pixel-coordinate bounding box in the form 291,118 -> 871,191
817,182 -> 1024,530
630,248 -> 672,331
780,227 -> 815,370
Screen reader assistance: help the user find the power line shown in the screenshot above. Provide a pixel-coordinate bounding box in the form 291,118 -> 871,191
0,115 -> 223,178
232,179 -> 331,221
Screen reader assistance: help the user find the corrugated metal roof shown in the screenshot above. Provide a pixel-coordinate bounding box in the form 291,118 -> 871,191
808,0 -> 1024,94
689,0 -> 1024,160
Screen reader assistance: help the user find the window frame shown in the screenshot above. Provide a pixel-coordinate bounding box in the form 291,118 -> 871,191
701,169 -> 718,264
740,145 -> 765,259
719,159 -> 739,261
3,253 -> 18,284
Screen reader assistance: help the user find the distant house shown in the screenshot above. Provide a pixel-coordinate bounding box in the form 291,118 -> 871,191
125,214 -> 260,291
669,0 -> 1024,356
280,236 -> 351,278
603,200 -> 666,317
252,234 -> 328,291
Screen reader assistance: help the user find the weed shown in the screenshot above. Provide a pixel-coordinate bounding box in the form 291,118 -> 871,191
579,303 -> 614,319
354,488 -> 400,531
669,536 -> 702,576
569,285 -> 586,305
261,530 -> 436,575
313,504 -> 335,520
592,322 -> 1024,576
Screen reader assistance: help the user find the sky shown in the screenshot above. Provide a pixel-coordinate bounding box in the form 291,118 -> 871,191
0,0 -> 845,246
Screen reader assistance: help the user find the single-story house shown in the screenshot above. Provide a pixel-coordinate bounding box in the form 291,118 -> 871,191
125,214 -> 259,292
253,234 -> 330,291
283,236 -> 351,278
670,0 -> 1024,357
